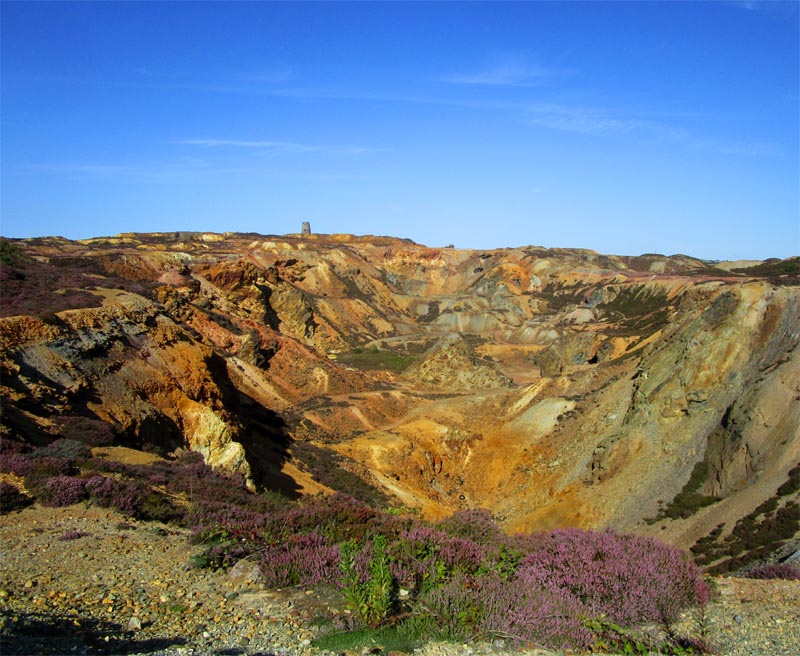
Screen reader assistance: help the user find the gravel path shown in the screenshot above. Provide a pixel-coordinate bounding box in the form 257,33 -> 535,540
1,506 -> 797,656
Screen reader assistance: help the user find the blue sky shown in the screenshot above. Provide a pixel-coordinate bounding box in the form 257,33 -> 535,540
1,1 -> 798,260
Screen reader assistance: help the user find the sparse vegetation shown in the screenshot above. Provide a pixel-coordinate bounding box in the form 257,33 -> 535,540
337,346 -> 417,372
0,436 -> 711,652
745,563 -> 800,580
0,246 -> 154,316
731,257 -> 800,278
690,467 -> 800,574
291,442 -> 391,506
648,461 -> 719,523
0,239 -> 23,265
58,530 -> 92,541
600,285 -> 672,337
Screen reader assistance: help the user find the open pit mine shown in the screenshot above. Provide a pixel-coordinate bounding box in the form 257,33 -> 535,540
1,231 -> 798,566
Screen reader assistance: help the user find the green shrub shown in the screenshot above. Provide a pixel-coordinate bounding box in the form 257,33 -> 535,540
0,239 -> 22,265
340,534 -> 398,627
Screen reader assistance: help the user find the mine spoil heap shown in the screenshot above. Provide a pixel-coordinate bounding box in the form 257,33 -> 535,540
1,231 -> 798,562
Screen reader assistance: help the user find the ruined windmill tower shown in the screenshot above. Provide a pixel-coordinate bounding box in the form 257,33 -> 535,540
301,221 -> 311,236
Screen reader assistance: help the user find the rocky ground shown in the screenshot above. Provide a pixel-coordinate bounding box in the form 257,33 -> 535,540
1,505 -> 798,656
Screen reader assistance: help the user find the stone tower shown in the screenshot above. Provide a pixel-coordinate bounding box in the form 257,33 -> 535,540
301,221 -> 311,235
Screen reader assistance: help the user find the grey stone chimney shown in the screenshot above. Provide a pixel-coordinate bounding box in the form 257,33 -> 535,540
301,221 -> 311,235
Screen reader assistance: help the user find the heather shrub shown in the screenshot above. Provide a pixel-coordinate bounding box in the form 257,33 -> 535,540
706,499 -> 799,575
259,532 -> 341,587
437,508 -> 504,546
34,438 -> 92,461
52,416 -> 116,447
414,572 -> 485,642
190,533 -> 253,571
0,452 -> 33,476
171,477 -> 711,651
651,461 -> 719,521
389,525 -> 449,592
163,457 -> 282,522
23,458 -> 78,498
393,528 -> 708,650
0,481 -> 34,513
432,571 -> 592,648
2,452 -> 73,480
147,473 -> 168,486
515,528 -> 709,626
41,475 -> 89,507
746,563 -> 800,580
59,530 -> 92,541
279,493 -> 409,545
86,476 -> 143,515
390,525 -> 493,593
408,570 -> 590,647
137,488 -> 183,523
188,503 -> 269,540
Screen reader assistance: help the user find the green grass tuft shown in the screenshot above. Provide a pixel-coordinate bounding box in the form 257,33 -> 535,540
312,622 -> 435,654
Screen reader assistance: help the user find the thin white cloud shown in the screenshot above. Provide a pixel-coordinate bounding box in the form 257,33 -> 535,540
179,138 -> 319,152
522,103 -> 640,136
239,67 -> 295,84
27,159 -> 370,183
30,158 -> 212,182
690,140 -> 782,157
177,138 -> 375,156
728,0 -> 769,10
726,0 -> 799,16
41,74 -> 779,160
445,62 -> 557,87
131,67 -> 189,80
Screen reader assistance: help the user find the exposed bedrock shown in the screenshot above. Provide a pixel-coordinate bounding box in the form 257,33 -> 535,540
1,233 -> 797,551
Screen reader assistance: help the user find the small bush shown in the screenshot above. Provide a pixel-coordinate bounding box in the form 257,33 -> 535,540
86,476 -> 143,515
59,530 -> 92,541
706,498 -> 800,575
137,489 -> 183,523
41,475 -> 89,507
34,439 -> 92,461
654,461 -> 719,521
746,563 -> 800,580
0,482 -> 34,513
776,464 -> 800,496
514,529 -> 709,627
339,535 -> 398,628
389,525 -> 492,593
23,457 -> 77,497
437,508 -> 504,545
53,417 -> 116,447
0,452 -> 34,476
259,532 -> 341,587
0,239 -> 22,265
